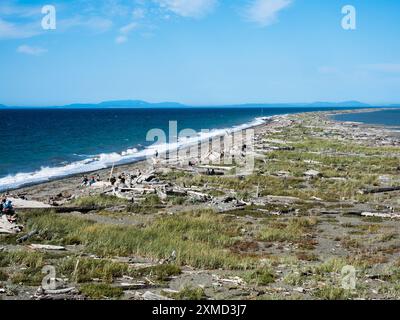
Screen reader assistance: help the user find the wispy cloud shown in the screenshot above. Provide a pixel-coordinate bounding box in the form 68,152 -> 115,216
362,64 -> 400,74
120,22 -> 138,34
132,8 -> 146,20
0,19 -> 41,39
115,35 -> 127,44
244,0 -> 292,27
0,2 -> 41,17
17,45 -> 47,56
59,16 -> 113,33
155,0 -> 217,18
115,22 -> 138,44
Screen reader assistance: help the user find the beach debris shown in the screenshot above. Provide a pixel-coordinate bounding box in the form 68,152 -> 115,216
361,212 -> 400,219
0,215 -> 23,234
8,197 -> 52,209
187,191 -> 211,202
34,286 -> 81,300
360,186 -> 400,195
17,229 -> 38,243
212,274 -> 245,287
29,244 -> 66,251
304,170 -> 322,178
142,291 -> 173,300
293,287 -> 305,294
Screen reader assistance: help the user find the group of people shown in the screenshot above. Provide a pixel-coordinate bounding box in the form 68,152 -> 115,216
109,170 -> 142,187
1,197 -> 15,222
81,174 -> 101,187
80,169 -> 143,188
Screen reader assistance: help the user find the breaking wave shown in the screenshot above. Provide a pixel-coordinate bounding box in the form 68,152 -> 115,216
0,117 -> 267,191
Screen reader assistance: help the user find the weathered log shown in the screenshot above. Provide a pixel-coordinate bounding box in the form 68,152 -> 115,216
17,230 -> 38,243
43,287 -> 77,295
361,212 -> 400,219
29,244 -> 66,251
361,186 -> 400,194
142,291 -> 173,300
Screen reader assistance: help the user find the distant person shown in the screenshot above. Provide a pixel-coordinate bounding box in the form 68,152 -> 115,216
110,176 -> 116,186
2,198 -> 15,217
81,175 -> 88,186
118,174 -> 126,185
89,176 -> 96,186
96,174 -> 101,182
0,198 -> 5,214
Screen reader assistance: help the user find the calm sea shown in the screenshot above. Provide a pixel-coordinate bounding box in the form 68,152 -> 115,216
0,106 -> 359,190
333,109 -> 400,127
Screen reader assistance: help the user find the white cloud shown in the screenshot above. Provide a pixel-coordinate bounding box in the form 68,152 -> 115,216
120,22 -> 138,34
363,64 -> 400,74
244,0 -> 292,27
59,16 -> 113,33
132,8 -> 146,19
0,19 -> 41,39
155,0 -> 217,18
115,22 -> 138,44
17,45 -> 47,56
115,35 -> 127,44
0,3 -> 40,17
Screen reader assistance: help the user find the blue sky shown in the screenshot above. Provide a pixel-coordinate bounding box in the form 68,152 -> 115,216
0,0 -> 400,106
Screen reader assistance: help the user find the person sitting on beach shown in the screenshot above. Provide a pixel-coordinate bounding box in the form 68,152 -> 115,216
118,174 -> 126,185
0,198 -> 5,214
89,176 -> 96,186
96,174 -> 101,182
81,175 -> 89,186
110,176 -> 116,186
1,198 -> 15,217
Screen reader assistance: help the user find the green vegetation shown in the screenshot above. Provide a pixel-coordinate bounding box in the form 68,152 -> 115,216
313,286 -> 354,300
20,210 -> 254,269
259,217 -> 318,243
70,195 -> 129,207
244,268 -> 275,286
79,283 -> 123,299
133,264 -> 181,282
0,269 -> 8,281
166,286 -> 208,300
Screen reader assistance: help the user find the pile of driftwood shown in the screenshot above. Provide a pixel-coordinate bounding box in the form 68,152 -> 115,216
0,215 -> 23,234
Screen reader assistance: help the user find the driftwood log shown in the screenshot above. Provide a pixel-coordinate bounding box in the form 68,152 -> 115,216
17,230 -> 38,243
361,186 -> 400,194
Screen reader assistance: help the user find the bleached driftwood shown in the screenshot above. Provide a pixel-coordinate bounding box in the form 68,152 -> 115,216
187,191 -> 211,201
142,291 -> 173,300
43,287 -> 76,295
361,212 -> 400,219
29,244 -> 66,251
0,215 -> 23,234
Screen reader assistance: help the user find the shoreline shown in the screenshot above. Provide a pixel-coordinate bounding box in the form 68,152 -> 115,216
1,107 -> 396,200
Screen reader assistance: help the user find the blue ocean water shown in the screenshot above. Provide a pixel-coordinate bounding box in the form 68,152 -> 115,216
333,109 -> 400,127
0,106 -> 356,190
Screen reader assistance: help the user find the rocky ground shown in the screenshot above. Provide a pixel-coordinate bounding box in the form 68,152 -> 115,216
1,109 -> 400,300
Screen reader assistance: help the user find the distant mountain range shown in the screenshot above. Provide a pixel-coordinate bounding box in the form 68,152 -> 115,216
0,100 -> 398,109
63,100 -> 186,109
